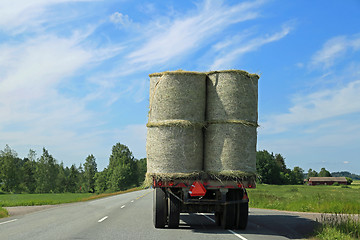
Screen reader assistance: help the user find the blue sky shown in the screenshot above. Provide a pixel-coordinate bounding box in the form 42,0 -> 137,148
1,0 -> 360,174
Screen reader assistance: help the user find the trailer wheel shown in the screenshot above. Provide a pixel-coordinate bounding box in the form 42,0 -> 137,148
237,202 -> 248,230
153,188 -> 167,228
221,190 -> 236,229
235,189 -> 248,230
168,191 -> 180,228
214,212 -> 222,226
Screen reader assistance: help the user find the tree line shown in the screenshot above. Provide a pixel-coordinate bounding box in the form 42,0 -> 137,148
255,150 -> 353,185
0,143 -> 146,194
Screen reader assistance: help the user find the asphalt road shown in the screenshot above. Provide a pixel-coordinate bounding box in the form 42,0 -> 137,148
0,189 -> 318,240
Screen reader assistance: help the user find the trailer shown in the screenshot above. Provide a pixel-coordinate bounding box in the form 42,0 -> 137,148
152,177 -> 255,229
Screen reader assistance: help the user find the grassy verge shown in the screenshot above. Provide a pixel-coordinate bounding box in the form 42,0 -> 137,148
247,184 -> 360,214
248,184 -> 360,239
0,207 -> 8,218
0,187 -> 144,216
314,214 -> 360,240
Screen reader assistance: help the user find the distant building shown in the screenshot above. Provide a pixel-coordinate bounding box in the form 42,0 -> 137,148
307,177 -> 347,186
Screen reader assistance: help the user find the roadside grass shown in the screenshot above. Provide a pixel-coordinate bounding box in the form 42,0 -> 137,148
248,184 -> 360,239
314,214 -> 360,240
0,207 -> 8,218
247,184 -> 360,214
0,187 -> 144,208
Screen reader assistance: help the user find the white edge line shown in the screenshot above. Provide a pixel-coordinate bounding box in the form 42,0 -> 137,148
200,213 -> 248,240
0,219 -> 18,225
228,229 -> 248,240
98,216 -> 108,223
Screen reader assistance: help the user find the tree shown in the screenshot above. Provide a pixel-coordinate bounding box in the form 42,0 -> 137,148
137,158 -> 147,184
0,145 -> 22,192
67,164 -> 80,193
107,143 -> 138,191
35,148 -> 58,193
84,154 -> 97,193
95,169 -> 108,193
319,167 -> 331,177
256,150 -> 282,184
56,162 -> 67,193
345,177 -> 353,185
290,166 -> 304,185
307,168 -> 318,179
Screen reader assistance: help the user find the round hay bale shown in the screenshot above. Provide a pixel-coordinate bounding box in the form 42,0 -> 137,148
149,71 -> 206,123
204,123 -> 257,173
206,70 -> 259,123
205,70 -> 259,175
146,126 -> 203,174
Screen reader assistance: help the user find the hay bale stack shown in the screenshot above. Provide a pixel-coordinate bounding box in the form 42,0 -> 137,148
149,71 -> 206,123
205,70 -> 259,175
147,71 -> 206,177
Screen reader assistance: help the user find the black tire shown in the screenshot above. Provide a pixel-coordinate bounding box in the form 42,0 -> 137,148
237,202 -> 248,230
235,189 -> 248,230
168,191 -> 180,228
153,188 -> 167,228
214,211 -> 222,226
221,190 -> 236,229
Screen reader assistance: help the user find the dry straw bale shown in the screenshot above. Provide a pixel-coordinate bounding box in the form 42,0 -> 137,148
204,123 -> 257,173
204,70 -> 259,174
148,71 -> 206,123
206,70 -> 259,123
146,126 -> 203,174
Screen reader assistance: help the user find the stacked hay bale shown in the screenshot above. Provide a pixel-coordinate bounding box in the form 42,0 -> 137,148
146,71 -> 207,180
204,70 -> 259,180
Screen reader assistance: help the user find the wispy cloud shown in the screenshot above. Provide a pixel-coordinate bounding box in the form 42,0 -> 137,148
210,23 -> 292,69
0,0 -> 98,34
261,80 -> 360,134
310,34 -> 360,69
126,0 -> 265,69
109,12 -> 132,28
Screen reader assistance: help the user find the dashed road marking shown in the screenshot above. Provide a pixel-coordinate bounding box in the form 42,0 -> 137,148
98,216 -> 108,223
0,219 -> 18,225
200,213 -> 248,240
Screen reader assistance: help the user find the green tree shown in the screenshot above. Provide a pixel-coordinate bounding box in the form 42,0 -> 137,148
137,158 -> 147,184
319,167 -> 331,177
35,148 -> 58,193
345,177 -> 353,185
108,143 -> 138,191
84,154 -> 97,193
256,150 -> 282,184
21,149 -> 37,193
56,162 -> 67,193
289,166 -> 304,185
67,164 -> 80,193
307,168 -> 318,179
0,145 -> 22,192
22,158 -> 37,193
95,169 -> 108,193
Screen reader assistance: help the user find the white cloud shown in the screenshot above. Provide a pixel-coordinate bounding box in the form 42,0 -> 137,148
0,0 -> 97,34
127,0 -> 265,68
261,80 -> 360,134
310,34 -> 360,69
210,24 -> 292,69
109,12 -> 132,28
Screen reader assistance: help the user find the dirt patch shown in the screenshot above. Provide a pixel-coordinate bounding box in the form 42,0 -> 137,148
4,205 -> 58,216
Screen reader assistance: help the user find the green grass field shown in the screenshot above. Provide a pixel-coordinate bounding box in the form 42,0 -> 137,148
248,183 -> 360,239
0,193 -> 94,207
247,184 -> 360,214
